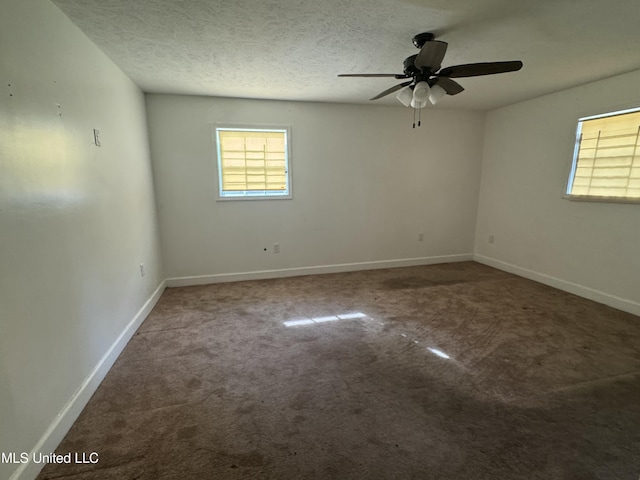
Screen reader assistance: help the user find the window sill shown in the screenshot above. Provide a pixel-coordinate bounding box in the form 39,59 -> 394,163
216,195 -> 293,202
563,194 -> 640,205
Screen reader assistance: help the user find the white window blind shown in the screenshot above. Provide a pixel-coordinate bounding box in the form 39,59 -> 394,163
567,108 -> 640,200
215,128 -> 290,199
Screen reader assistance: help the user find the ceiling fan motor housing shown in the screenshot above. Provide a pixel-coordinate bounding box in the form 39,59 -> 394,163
403,55 -> 437,79
403,54 -> 420,76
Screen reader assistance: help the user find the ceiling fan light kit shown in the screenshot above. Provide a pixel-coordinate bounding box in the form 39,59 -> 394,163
339,32 -> 523,127
429,84 -> 447,105
395,86 -> 413,107
410,98 -> 428,109
412,81 -> 430,103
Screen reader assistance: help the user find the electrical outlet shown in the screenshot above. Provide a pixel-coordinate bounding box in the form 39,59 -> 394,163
93,129 -> 101,147
488,235 -> 495,244
139,263 -> 145,277
418,232 -> 424,241
273,243 -> 280,254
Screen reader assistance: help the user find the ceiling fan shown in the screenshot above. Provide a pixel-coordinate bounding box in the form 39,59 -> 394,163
338,32 -> 523,126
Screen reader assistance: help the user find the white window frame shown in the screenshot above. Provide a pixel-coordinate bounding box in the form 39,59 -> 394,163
214,125 -> 292,201
565,106 -> 640,204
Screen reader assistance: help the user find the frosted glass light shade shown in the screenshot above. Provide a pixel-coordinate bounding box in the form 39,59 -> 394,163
412,81 -> 430,102
429,84 -> 447,104
396,86 -> 413,107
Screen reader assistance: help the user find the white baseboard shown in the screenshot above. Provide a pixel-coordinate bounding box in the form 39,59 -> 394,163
166,254 -> 474,287
10,281 -> 166,480
474,254 -> 640,317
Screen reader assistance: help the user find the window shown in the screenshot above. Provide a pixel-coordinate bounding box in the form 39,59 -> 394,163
566,107 -> 640,202
215,127 -> 291,199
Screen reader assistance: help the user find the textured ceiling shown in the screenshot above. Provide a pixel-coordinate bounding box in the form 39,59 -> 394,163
51,0 -> 640,110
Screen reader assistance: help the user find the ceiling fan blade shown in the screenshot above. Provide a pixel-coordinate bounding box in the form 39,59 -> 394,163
338,73 -> 408,78
370,80 -> 413,100
438,60 -> 523,78
434,77 -> 464,95
414,40 -> 448,71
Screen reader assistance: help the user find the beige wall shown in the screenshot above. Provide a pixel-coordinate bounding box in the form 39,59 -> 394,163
0,1 -> 164,478
4,3 -> 639,479
146,95 -> 485,282
475,69 -> 640,315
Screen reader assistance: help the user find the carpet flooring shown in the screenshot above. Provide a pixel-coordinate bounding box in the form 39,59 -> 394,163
36,262 -> 640,479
